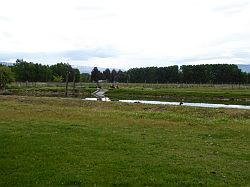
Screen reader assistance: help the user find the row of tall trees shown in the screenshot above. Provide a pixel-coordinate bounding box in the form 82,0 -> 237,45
127,66 -> 179,83
91,64 -> 250,84
1,61 -> 249,85
12,59 -> 80,82
180,64 -> 248,84
91,67 -> 127,83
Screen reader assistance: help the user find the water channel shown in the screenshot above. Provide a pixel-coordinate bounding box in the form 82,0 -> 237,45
84,98 -> 250,110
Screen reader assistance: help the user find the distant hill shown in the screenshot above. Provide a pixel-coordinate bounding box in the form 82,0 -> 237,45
0,62 -> 13,66
237,64 -> 250,73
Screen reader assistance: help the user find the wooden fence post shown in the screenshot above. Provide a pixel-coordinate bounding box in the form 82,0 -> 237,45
65,71 -> 69,97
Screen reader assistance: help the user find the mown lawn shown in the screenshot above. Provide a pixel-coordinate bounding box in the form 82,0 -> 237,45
0,96 -> 249,186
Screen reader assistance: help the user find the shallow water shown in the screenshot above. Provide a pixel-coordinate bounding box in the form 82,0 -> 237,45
84,97 -> 111,102
84,98 -> 250,110
119,100 -> 250,110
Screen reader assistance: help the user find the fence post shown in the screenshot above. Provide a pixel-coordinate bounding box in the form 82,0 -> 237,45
65,71 -> 69,97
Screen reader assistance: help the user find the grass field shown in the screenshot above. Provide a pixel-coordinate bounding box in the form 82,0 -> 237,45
0,95 -> 249,185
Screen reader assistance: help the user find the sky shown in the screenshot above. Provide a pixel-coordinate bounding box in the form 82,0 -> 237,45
0,0 -> 250,69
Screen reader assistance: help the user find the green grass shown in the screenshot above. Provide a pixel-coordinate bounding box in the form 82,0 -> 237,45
0,95 -> 249,186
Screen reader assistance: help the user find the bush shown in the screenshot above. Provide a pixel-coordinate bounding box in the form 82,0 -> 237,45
52,75 -> 63,82
0,66 -> 15,90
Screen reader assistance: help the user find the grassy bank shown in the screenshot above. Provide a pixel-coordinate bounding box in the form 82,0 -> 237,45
0,96 -> 249,185
3,83 -> 97,98
2,82 -> 250,105
107,87 -> 250,105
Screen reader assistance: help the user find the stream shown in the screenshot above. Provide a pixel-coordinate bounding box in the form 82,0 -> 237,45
84,98 -> 250,110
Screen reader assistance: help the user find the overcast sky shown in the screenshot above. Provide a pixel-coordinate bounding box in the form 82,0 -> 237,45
0,0 -> 250,69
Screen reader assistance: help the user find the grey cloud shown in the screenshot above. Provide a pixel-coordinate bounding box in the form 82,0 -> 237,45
62,48 -> 117,61
208,33 -> 250,47
75,4 -> 115,20
174,52 -> 250,65
148,49 -> 250,66
0,48 -> 118,63
75,5 -> 102,11
212,2 -> 249,15
0,31 -> 12,38
0,16 -> 11,22
231,50 -> 250,60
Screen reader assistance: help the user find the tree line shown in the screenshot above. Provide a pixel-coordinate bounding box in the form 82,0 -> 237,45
90,67 -> 127,83
10,59 -> 80,82
91,64 -> 250,84
1,60 -> 250,90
